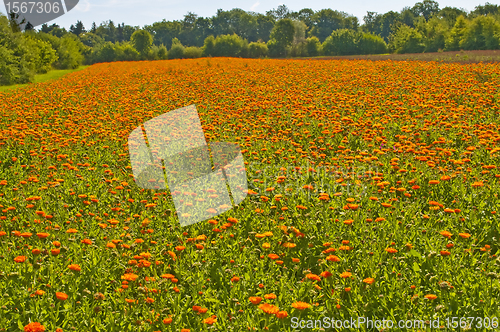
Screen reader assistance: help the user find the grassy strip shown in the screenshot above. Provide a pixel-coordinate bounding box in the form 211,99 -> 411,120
0,65 -> 90,93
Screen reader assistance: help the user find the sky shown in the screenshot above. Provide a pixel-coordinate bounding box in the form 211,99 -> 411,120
0,0 -> 497,30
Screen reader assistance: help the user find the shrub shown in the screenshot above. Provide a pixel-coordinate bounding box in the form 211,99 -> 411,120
248,42 -> 268,58
322,29 -> 361,56
184,46 -> 202,58
358,33 -> 388,54
389,24 -> 425,54
213,34 -> 248,57
305,36 -> 322,56
202,35 -> 215,57
168,38 -> 185,59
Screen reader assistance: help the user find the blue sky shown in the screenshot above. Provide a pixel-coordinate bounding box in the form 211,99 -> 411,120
0,0 -> 496,30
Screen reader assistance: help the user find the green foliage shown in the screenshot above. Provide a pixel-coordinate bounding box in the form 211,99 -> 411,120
460,15 -> 500,50
24,35 -> 58,73
358,33 -> 388,54
415,16 -> 447,52
322,29 -> 361,55
248,42 -> 268,58
305,36 -> 322,56
184,46 -> 203,58
389,24 -> 425,53
202,35 -> 215,57
131,30 -> 153,57
445,15 -> 468,51
267,38 -> 285,57
270,19 -> 295,48
168,38 -> 185,59
309,9 -> 358,42
212,34 -> 248,57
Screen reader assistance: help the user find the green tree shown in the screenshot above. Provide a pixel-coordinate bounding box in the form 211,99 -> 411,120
248,41 -> 268,58
415,16 -> 447,52
460,15 -> 500,50
131,29 -> 153,58
213,34 -> 248,57
269,18 -> 295,56
202,35 -> 215,56
322,29 -> 361,55
411,0 -> 440,20
444,15 -> 468,50
358,33 -> 388,54
389,23 -> 425,53
168,37 -> 185,59
305,36 -> 322,56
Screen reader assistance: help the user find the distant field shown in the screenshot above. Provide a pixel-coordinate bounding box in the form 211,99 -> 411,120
306,50 -> 500,64
1,58 -> 500,331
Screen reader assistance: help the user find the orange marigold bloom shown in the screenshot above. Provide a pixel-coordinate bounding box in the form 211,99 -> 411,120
428,180 -> 440,185
203,317 -> 217,325
385,248 -> 398,254
81,239 -> 92,245
230,276 -> 240,283
66,228 -> 78,234
36,232 -> 49,239
276,311 -> 288,319
163,318 -> 173,324
326,255 -> 340,262
339,272 -> 352,278
363,277 -> 375,285
459,233 -> 471,239
50,249 -> 60,256
264,293 -> 277,300
14,255 -> 27,263
24,322 -> 45,332
440,250 -> 451,256
68,264 -> 81,271
320,271 -> 332,278
121,273 -> 139,281
424,294 -> 437,300
258,303 -> 280,314
292,301 -> 311,310
306,273 -> 321,282
440,230 -> 452,239
249,296 -> 262,305
268,253 -> 279,260
56,292 -> 68,300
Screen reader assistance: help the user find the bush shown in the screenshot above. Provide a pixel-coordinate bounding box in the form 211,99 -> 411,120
91,41 -> 117,63
389,24 -> 425,54
322,29 -> 361,56
459,15 -> 500,50
267,38 -> 286,57
213,34 -> 248,57
248,42 -> 268,58
150,44 -> 168,60
358,33 -> 388,54
118,43 -> 140,61
288,41 -> 307,57
184,46 -> 202,58
36,33 -> 85,69
305,36 -> 322,56
168,38 -> 185,59
202,35 -> 215,57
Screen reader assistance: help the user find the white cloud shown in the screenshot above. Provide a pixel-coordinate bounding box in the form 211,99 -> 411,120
250,2 -> 260,11
75,0 -> 91,12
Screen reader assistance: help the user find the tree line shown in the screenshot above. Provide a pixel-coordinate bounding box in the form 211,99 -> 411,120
1,1 -> 500,85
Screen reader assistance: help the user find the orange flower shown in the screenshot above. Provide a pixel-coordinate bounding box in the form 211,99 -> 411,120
276,310 -> 288,319
163,318 -> 173,324
203,316 -> 217,325
249,296 -> 262,305
424,294 -> 437,300
68,264 -> 81,271
14,256 -> 27,263
56,292 -> 68,300
385,248 -> 398,254
258,303 -> 280,314
459,233 -> 471,239
50,249 -> 60,256
121,273 -> 139,281
24,322 -> 45,332
291,301 -> 311,310
440,230 -> 452,239
306,273 -> 321,282
339,272 -> 352,278
363,277 -> 375,285
326,255 -> 341,262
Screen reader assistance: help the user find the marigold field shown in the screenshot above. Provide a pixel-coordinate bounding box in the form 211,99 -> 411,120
1,58 -> 500,332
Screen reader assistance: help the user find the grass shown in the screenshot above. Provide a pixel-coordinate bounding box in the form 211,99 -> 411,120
0,66 -> 89,93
